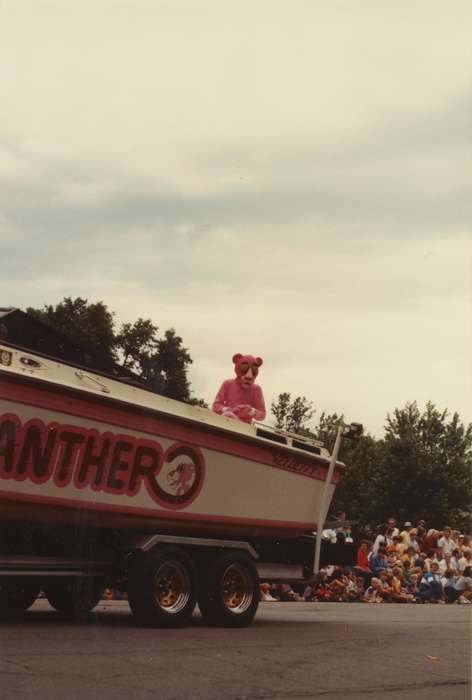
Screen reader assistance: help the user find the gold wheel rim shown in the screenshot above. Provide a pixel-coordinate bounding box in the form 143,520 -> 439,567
153,560 -> 191,614
222,563 -> 253,614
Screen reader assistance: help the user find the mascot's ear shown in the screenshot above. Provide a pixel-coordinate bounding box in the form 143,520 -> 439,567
255,357 -> 263,367
232,353 -> 243,364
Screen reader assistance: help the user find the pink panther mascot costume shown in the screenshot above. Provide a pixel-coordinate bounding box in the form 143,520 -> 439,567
212,353 -> 266,424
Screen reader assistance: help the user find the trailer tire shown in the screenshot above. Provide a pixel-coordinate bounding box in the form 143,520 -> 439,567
45,580 -> 103,618
0,581 -> 40,617
128,547 -> 197,627
198,551 -> 259,627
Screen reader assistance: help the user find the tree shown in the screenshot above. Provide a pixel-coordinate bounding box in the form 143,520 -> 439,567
271,393 -> 315,434
329,433 -> 385,525
27,297 -> 205,405
309,411 -> 383,524
312,411 -> 344,449
27,297 -> 117,364
374,401 -> 472,530
271,394 -> 472,531
115,318 -> 159,372
138,328 -> 193,401
327,402 -> 472,530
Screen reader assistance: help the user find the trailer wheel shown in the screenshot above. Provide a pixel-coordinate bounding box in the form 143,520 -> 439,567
45,580 -> 103,618
198,551 -> 259,627
128,547 -> 197,627
0,581 -> 40,617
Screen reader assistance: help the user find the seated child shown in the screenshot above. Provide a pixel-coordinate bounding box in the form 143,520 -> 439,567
364,578 -> 384,603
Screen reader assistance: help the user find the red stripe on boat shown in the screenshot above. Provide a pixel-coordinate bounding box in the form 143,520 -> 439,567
0,489 -> 317,532
0,375 -> 341,484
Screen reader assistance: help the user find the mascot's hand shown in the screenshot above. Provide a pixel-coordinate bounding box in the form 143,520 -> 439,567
232,404 -> 246,414
221,407 -> 239,419
234,404 -> 255,418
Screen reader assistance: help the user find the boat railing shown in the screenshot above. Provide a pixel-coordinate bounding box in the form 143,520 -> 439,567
254,422 -> 325,455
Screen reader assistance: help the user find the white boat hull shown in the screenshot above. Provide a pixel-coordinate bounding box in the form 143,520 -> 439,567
0,346 -> 341,540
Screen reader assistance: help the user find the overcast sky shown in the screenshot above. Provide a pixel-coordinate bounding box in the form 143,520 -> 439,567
1,1 -> 470,437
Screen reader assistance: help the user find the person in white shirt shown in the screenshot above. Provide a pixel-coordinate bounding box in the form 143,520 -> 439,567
458,548 -> 472,572
408,529 -> 420,553
438,553 -> 454,575
387,517 -> 400,538
372,525 -> 388,554
454,566 -> 472,603
344,527 -> 354,544
438,526 -> 456,556
450,549 -> 461,573
322,528 -> 337,544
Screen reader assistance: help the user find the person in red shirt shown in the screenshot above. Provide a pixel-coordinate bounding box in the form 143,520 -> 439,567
422,529 -> 440,553
355,540 -> 372,585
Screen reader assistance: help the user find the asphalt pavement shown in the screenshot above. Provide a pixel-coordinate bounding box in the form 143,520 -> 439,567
0,600 -> 470,700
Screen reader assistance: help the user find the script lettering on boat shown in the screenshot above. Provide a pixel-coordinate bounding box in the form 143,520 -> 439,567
0,413 -> 205,509
272,452 -> 319,478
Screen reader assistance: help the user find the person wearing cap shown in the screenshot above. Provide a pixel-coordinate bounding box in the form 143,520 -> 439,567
400,522 -> 413,547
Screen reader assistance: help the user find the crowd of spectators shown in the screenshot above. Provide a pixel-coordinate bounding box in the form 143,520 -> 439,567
260,517 -> 472,605
97,516 -> 471,606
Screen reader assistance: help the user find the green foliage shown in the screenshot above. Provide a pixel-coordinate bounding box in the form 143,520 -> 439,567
27,297 -> 203,404
138,329 -> 193,401
330,434 -> 385,524
376,401 -> 472,530
271,392 -> 315,434
27,297 -> 116,364
310,411 -> 384,524
312,411 -> 344,449
272,391 -> 471,531
115,318 -> 159,371
331,401 -> 472,530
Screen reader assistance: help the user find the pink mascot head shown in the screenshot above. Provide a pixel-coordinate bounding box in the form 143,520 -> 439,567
211,352 -> 266,423
233,353 -> 263,389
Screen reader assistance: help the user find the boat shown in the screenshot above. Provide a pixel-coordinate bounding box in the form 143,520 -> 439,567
0,341 -> 344,541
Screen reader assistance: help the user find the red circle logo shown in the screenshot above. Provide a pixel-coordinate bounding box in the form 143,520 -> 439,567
153,443 -> 205,509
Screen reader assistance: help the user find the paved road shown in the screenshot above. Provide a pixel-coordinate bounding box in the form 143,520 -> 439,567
0,600 -> 470,700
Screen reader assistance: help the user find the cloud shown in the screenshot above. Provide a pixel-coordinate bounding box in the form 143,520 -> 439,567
2,90 -> 471,246
0,1 -> 470,437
